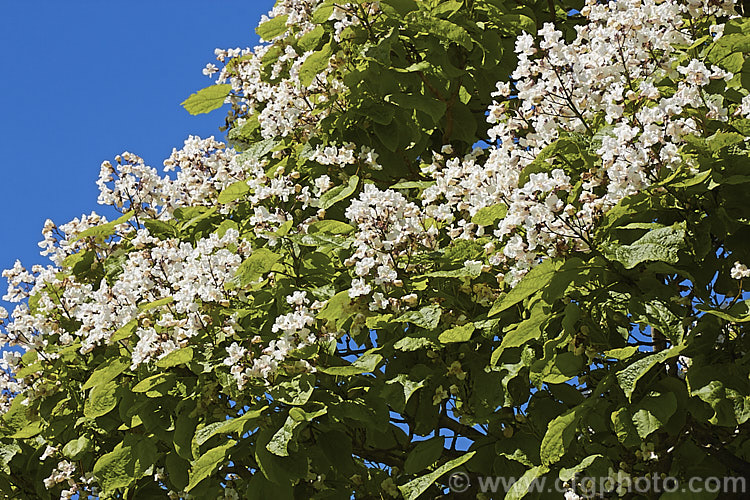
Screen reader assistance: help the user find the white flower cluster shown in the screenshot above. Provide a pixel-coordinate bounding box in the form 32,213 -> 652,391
2,123 -> 358,409
740,95 -> 750,118
97,135 -> 306,242
2,260 -> 36,303
731,261 -> 750,280
423,0 -> 737,283
97,136 -> 246,218
37,213 -> 115,267
345,184 -> 437,309
6,228 -> 249,373
310,142 -> 382,170
0,350 -> 22,413
43,460 -> 76,489
223,291 -> 328,388
209,1 -> 374,139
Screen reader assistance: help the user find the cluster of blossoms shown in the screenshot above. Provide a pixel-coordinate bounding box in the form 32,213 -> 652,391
42,460 -> 75,489
417,0 -> 741,283
310,142 -> 382,171
37,458 -> 94,498
224,291 -> 331,388
0,130 -> 345,403
731,261 -> 750,280
97,136 -> 247,218
345,184 -> 438,310
208,1 -> 380,139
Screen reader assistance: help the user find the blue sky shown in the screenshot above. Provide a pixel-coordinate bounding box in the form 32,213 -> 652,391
0,1 -> 273,313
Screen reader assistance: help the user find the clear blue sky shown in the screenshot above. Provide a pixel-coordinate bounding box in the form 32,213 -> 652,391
0,1 -> 272,313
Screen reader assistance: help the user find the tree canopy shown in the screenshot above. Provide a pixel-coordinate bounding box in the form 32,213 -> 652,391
2,0 -> 750,498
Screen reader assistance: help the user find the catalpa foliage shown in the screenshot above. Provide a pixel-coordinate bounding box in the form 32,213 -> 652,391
1,0 -> 750,498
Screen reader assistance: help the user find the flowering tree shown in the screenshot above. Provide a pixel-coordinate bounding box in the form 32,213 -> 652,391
1,0 -> 750,498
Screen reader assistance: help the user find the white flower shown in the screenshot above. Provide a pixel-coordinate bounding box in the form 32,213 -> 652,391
349,278 -> 371,298
224,342 -> 247,366
731,261 -> 750,280
40,445 -> 58,461
314,175 -> 332,195
286,291 -> 308,306
368,292 -> 388,311
202,63 -> 219,76
678,59 -> 711,86
740,94 -> 750,119
564,490 -> 581,500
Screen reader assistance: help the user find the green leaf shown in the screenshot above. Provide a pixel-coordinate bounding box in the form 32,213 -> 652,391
389,180 -> 436,190
380,0 -> 418,15
72,210 -> 134,241
374,121 -> 401,151
307,220 -> 355,234
238,138 -> 278,163
533,352 -> 584,385
311,4 -> 334,23
707,131 -> 744,152
319,351 -> 383,376
82,358 -> 129,390
2,399 -> 41,438
604,346 -> 639,360
318,175 -> 359,210
396,305 -> 442,330
93,437 -> 156,493
317,290 -> 356,329
386,93 -> 447,124
138,296 -> 173,311
394,336 -> 436,351
471,203 -> 508,226
256,14 -> 288,40
438,323 -> 475,343
0,443 -> 20,474
405,11 -> 473,49
616,345 -> 684,400
166,453 -> 190,491
404,437 -> 444,474
63,436 -> 92,461
236,248 -> 282,286
559,454 -> 604,482
186,440 -> 236,491
489,259 -> 561,317
540,407 -> 583,466
386,373 -> 426,406
696,300 -> 750,323
93,445 -> 134,492
110,319 -> 137,343
426,260 -> 483,278
398,451 -> 475,500
132,373 -> 175,393
299,42 -> 333,86
143,219 -> 178,238
604,223 -> 686,269
217,181 -> 250,204
195,409 -> 264,446
506,466 -> 550,500
298,25 -> 325,52
611,407 -> 641,448
267,415 -> 302,457
500,303 -> 550,349
181,84 -> 232,115
156,347 -> 194,368
632,392 -> 677,438
84,379 -> 118,418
